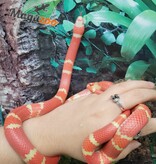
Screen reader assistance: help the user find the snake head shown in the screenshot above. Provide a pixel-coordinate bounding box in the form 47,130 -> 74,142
73,16 -> 85,36
87,81 -> 114,94
87,82 -> 102,93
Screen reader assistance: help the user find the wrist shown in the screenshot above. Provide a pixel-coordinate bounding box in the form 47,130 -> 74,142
22,110 -> 62,157
0,128 -> 24,164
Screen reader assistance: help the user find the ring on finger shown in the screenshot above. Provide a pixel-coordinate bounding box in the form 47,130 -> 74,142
111,94 -> 125,112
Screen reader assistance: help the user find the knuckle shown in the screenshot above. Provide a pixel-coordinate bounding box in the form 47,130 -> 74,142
131,89 -> 146,100
114,82 -> 126,90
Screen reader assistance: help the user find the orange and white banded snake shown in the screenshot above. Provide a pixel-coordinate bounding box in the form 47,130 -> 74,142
4,16 -> 151,164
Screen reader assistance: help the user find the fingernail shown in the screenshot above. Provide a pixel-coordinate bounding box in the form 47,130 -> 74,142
147,82 -> 155,88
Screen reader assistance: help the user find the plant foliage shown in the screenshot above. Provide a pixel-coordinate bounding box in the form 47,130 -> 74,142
56,0 -> 156,80
37,0 -> 156,79
83,1 -> 156,79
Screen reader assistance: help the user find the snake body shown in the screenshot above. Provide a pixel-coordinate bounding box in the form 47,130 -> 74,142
4,16 -> 151,164
4,16 -> 85,164
82,103 -> 151,164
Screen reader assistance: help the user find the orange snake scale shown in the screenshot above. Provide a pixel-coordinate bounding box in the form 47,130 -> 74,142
4,16 -> 151,164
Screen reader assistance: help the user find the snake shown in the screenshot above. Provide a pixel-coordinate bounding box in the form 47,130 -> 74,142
4,16 -> 151,164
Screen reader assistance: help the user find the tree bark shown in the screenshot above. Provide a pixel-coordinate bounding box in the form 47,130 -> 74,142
0,0 -> 62,116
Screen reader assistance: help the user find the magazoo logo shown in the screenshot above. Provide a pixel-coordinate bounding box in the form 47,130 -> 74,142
9,8 -> 59,26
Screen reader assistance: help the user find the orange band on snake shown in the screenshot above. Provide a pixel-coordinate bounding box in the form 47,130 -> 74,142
4,16 -> 151,164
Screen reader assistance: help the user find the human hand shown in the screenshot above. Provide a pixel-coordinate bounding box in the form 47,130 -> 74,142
23,80 -> 156,163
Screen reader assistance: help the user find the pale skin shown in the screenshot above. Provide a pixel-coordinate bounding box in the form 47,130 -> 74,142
0,80 -> 156,164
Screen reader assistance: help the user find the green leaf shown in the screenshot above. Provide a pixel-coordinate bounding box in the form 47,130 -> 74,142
22,0 -> 61,17
48,24 -> 67,36
101,31 -> 116,45
50,58 -> 59,68
80,40 -> 93,55
146,39 -> 156,59
116,33 -> 125,45
75,0 -> 81,3
56,24 -> 67,35
86,46 -> 93,55
106,0 -> 142,18
73,66 -> 82,70
86,67 -> 97,74
142,0 -> 156,11
63,20 -> 74,32
74,5 -> 86,20
86,3 -> 94,11
107,4 -> 120,13
63,0 -> 76,12
125,60 -> 150,80
86,2 -> 101,11
84,10 -> 132,27
135,0 -> 150,10
84,29 -> 96,39
152,0 -> 156,5
59,59 -> 64,63
77,57 -> 91,65
81,40 -> 90,47
110,63 -> 116,73
65,37 -> 71,46
54,10 -> 61,18
121,10 -> 156,61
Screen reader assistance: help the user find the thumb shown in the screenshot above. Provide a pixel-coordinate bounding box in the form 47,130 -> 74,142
115,140 -> 141,161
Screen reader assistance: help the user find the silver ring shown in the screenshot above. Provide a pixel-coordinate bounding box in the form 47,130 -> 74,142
111,94 -> 125,111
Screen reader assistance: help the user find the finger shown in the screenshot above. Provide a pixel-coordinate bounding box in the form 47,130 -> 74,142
102,80 -> 155,99
115,140 -> 141,161
140,118 -> 156,136
118,88 -> 156,110
100,88 -> 156,114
